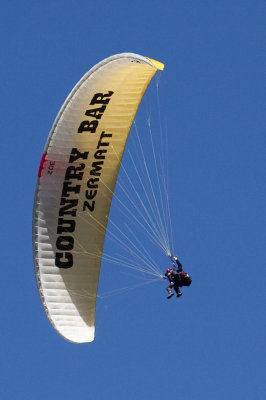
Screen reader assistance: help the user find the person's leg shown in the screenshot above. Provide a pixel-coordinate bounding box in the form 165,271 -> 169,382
166,284 -> 174,299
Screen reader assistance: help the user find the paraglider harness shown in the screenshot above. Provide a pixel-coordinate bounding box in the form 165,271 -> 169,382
178,270 -> 192,287
169,255 -> 192,287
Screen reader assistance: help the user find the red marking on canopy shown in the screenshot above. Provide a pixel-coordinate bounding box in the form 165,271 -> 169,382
38,153 -> 46,178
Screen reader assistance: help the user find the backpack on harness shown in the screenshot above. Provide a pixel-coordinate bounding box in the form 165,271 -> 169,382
180,271 -> 192,287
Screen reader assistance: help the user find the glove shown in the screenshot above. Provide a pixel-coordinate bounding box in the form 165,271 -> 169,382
170,282 -> 174,286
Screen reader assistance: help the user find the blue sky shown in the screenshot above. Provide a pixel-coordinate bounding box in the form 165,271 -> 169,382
1,1 -> 266,399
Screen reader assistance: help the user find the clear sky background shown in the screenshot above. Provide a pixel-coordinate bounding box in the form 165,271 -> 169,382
1,1 -> 265,399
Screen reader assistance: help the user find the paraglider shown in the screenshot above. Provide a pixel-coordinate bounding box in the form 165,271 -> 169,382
161,255 -> 192,299
33,53 -> 164,343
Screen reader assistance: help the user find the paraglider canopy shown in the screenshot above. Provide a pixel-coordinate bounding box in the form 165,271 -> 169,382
33,53 -> 164,343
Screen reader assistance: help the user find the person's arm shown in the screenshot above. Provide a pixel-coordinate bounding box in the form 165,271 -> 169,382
176,259 -> 183,271
172,255 -> 183,271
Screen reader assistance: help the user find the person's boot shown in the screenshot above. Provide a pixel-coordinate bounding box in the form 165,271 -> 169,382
177,292 -> 183,297
167,292 -> 174,299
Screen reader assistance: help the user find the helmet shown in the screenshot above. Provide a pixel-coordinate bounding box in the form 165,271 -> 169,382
166,268 -> 172,273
